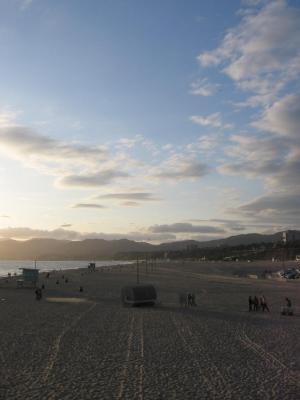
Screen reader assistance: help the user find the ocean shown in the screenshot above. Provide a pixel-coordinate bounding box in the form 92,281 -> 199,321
0,260 -> 133,277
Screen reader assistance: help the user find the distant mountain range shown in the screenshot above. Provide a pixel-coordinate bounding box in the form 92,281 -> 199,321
0,230 -> 298,260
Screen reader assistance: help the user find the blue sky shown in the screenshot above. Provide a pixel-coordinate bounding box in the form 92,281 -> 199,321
0,0 -> 299,242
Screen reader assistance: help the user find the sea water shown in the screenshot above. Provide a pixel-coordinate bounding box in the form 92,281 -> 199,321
0,260 -> 133,277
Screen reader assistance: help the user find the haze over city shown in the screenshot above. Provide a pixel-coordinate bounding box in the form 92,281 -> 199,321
0,0 -> 299,243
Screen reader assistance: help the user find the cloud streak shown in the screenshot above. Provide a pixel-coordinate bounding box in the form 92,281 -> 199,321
96,192 -> 160,201
190,113 -> 232,129
57,170 -> 129,188
72,203 -> 106,209
0,126 -> 107,164
149,223 -> 225,234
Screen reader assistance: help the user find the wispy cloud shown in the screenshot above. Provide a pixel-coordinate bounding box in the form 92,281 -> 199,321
196,0 -> 300,230
95,192 -> 161,201
72,203 -> 106,209
253,93 -> 300,138
0,109 -> 19,127
152,159 -> 211,181
190,113 -> 232,129
189,218 -> 246,232
185,134 -> 221,154
198,1 -> 300,106
115,135 -> 143,149
234,192 -> 300,225
189,78 -> 219,97
149,223 -> 225,234
0,126 -> 107,166
19,0 -> 34,11
58,169 -> 129,188
120,201 -> 140,207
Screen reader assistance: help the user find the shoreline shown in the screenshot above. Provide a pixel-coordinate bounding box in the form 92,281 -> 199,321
0,259 -> 135,279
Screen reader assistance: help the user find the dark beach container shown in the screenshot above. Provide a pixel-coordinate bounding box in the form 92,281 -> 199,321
121,284 -> 157,306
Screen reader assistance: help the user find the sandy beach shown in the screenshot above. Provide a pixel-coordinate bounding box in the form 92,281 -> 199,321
1,261 -> 300,400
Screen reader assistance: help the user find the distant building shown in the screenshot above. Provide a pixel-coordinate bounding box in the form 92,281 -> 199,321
282,230 -> 300,244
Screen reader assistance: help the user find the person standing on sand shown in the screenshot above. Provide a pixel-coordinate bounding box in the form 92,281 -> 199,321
248,296 -> 253,312
286,297 -> 292,308
191,293 -> 196,306
35,288 -> 42,300
253,296 -> 259,311
261,295 -> 270,312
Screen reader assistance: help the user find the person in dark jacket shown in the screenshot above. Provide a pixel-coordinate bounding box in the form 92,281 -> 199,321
260,295 -> 270,312
248,296 -> 253,312
286,297 -> 292,308
35,288 -> 42,300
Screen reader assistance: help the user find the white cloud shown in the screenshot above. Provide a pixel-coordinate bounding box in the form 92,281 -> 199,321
152,159 -> 211,181
198,1 -> 300,105
253,93 -> 300,138
115,135 -> 143,149
190,113 -> 232,129
218,132 -> 300,192
235,192 -> 300,225
186,134 -> 220,153
189,78 -> 219,97
194,0 -> 300,230
0,126 -> 107,167
0,125 -> 137,189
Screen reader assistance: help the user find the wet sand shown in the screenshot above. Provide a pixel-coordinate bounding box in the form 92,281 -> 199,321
1,261 -> 300,399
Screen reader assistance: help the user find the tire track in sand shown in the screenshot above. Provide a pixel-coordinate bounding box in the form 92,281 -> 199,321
116,313 -> 144,400
171,313 -> 222,399
237,324 -> 300,388
181,313 -> 234,399
116,314 -> 135,400
138,314 -> 144,400
42,302 -> 97,384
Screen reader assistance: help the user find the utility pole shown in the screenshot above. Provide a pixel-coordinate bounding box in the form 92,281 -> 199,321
136,256 -> 140,284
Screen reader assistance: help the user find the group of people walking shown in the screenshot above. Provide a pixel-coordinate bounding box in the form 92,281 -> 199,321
248,295 -> 270,312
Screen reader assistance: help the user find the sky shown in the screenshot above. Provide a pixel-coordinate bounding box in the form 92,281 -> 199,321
0,0 -> 299,243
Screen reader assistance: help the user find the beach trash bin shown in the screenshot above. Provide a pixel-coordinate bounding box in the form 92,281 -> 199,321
121,284 -> 157,306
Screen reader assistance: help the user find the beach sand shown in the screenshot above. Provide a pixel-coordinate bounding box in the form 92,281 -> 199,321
1,261 -> 300,399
